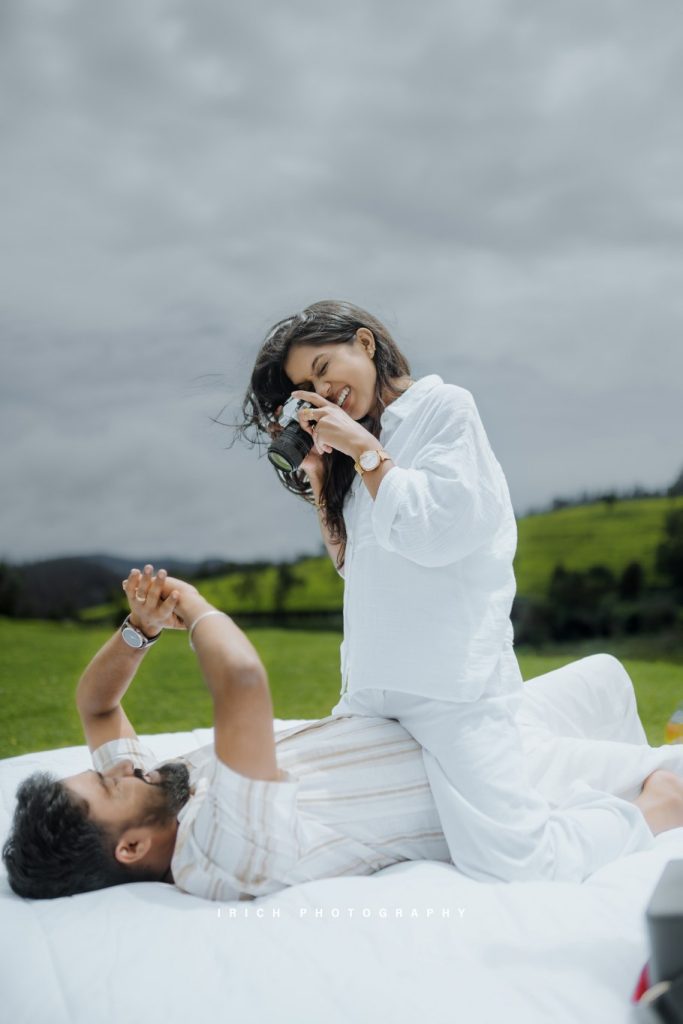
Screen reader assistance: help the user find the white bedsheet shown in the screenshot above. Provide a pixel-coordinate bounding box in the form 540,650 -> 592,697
2,656 -> 683,1024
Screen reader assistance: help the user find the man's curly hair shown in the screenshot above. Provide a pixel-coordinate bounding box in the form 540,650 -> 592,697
2,771 -> 160,899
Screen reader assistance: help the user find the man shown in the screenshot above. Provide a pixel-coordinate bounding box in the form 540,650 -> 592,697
4,566 -> 683,901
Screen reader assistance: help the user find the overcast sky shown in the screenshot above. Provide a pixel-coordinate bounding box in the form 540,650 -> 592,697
2,0 -> 682,565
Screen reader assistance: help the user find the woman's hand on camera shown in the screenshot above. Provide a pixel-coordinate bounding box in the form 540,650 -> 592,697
291,390 -> 373,460
269,402 -> 329,482
274,398 -> 333,458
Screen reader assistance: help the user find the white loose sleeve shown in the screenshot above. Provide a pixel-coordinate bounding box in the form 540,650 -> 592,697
371,389 -> 506,567
92,737 -> 158,773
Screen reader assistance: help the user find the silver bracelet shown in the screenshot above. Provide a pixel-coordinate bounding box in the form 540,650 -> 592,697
188,609 -> 225,651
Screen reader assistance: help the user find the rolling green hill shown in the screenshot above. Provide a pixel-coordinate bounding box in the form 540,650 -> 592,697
203,495 -> 683,609
78,495 -> 683,622
515,496 -> 683,598
197,557 -> 344,613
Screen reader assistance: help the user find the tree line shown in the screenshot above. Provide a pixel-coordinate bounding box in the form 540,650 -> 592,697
523,465 -> 683,517
2,472 -> 682,632
512,508 -> 683,644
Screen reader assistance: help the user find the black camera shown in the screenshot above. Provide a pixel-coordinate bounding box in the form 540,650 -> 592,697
267,396 -> 315,473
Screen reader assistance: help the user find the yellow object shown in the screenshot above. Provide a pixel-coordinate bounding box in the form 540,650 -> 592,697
665,701 -> 683,743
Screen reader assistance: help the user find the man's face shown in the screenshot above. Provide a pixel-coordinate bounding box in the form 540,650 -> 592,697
62,759 -> 192,835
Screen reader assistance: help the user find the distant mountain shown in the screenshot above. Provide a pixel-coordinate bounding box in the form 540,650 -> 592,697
5,488 -> 683,621
0,554 -> 239,619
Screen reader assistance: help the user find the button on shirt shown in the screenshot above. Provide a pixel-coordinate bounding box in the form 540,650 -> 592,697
338,375 -> 521,704
91,715 -> 451,903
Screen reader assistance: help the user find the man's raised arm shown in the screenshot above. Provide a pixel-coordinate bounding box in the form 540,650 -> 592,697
75,565 -> 183,752
76,566 -> 279,781
162,575 -> 280,783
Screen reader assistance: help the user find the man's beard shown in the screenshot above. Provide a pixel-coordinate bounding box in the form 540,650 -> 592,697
134,762 -> 191,825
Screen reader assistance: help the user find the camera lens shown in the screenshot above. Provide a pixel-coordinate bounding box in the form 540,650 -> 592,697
267,421 -> 314,473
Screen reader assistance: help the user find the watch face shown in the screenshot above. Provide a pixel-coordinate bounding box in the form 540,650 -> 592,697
360,450 -> 380,471
122,625 -> 144,648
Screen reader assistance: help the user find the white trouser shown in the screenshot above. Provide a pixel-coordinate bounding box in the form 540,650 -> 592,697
517,654 -> 683,803
331,654 -> 683,883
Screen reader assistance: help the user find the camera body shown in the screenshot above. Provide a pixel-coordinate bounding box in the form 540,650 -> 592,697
267,396 -> 315,473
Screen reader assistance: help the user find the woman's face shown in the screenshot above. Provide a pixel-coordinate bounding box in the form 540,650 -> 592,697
283,328 -> 378,420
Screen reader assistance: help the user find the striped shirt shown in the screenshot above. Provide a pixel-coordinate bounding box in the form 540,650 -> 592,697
91,713 -> 451,902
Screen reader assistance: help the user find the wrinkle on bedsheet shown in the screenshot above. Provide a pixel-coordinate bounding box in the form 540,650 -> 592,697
3,699 -> 683,1024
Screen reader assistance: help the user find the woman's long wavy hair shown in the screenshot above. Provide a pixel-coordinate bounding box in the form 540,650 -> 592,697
236,300 -> 411,571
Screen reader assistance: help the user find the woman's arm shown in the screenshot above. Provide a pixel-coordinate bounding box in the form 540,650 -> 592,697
366,388 -> 507,568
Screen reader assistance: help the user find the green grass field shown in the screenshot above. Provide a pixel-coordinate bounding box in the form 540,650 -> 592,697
1,618 -> 682,760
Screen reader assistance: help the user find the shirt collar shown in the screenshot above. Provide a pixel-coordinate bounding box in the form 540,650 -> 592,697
379,374 -> 444,429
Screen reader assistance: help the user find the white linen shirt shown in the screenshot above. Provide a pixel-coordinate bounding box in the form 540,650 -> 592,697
91,714 -> 451,903
338,374 -> 521,704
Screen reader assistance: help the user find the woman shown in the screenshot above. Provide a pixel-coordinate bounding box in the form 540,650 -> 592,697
238,299 -> 667,883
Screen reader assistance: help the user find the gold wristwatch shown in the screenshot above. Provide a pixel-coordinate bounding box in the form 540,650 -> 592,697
353,448 -> 392,477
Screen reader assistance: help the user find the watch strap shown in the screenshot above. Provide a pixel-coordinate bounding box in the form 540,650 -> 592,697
353,448 -> 392,477
120,615 -> 161,649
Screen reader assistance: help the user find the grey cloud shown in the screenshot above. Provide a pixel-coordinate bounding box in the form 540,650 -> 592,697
1,0 -> 682,562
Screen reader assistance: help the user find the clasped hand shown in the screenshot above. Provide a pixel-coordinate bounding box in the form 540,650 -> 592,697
122,565 -> 187,635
